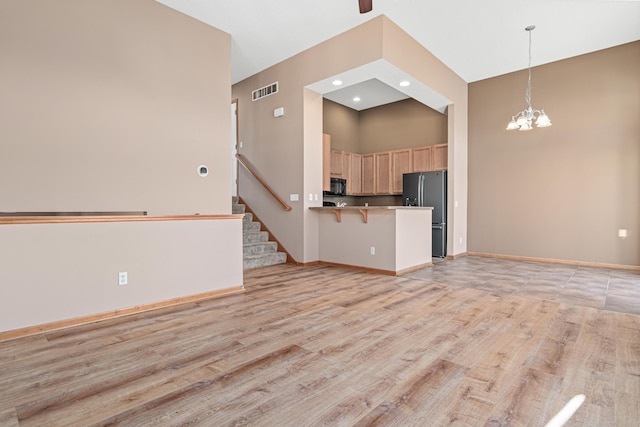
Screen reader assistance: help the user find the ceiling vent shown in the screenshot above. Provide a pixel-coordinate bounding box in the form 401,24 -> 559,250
252,82 -> 278,101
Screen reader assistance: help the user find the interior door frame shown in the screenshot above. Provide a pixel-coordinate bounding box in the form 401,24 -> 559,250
231,99 -> 238,197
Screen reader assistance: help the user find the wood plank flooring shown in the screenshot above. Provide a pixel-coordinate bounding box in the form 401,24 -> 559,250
0,257 -> 639,426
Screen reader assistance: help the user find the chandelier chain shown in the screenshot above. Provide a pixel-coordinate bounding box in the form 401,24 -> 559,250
526,29 -> 532,107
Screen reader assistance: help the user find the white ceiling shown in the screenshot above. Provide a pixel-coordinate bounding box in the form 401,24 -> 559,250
155,0 -> 639,110
324,79 -> 409,111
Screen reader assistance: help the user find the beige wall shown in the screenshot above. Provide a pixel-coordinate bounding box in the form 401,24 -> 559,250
323,99 -> 360,152
0,219 -> 243,332
0,0 -> 231,215
359,98 -> 447,153
468,41 -> 640,267
316,208 -> 431,273
0,1 -> 242,333
233,16 -> 468,262
324,98 -> 448,153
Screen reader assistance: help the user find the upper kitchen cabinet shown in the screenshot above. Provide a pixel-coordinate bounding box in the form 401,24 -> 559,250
347,153 -> 362,195
361,154 -> 375,195
391,149 -> 412,194
410,144 -> 447,172
330,149 -> 345,178
375,152 -> 392,195
412,146 -> 433,172
432,144 -> 448,170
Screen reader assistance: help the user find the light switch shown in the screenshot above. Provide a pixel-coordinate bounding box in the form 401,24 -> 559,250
290,194 -> 299,202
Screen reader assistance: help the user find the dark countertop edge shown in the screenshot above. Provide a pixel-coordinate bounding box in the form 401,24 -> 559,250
309,206 -> 433,210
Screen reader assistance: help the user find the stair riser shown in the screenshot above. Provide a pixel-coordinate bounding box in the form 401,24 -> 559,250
243,253 -> 287,270
243,222 -> 261,232
243,232 -> 269,244
243,242 -> 278,256
232,204 -> 245,214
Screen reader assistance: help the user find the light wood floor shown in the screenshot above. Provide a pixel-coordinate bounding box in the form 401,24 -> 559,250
1,258 -> 639,426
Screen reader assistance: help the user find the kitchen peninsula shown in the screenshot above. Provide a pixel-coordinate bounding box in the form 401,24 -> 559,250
310,206 -> 432,275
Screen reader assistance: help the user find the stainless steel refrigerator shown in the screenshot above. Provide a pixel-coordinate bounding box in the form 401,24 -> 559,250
402,170 -> 447,257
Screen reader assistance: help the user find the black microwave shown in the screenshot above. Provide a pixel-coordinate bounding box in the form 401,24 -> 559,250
324,178 -> 346,196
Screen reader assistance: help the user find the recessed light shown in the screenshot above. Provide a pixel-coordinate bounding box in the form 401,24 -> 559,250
400,80 -> 410,87
332,80 -> 343,86
353,96 -> 361,102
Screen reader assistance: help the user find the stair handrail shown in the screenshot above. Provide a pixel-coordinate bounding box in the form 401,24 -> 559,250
235,153 -> 292,212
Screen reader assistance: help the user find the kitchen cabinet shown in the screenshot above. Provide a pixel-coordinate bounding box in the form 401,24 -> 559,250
411,145 -> 433,172
330,149 -> 345,178
322,134 -> 331,191
375,152 -> 392,195
322,135 -> 446,196
361,154 -> 375,195
391,149 -> 412,195
432,143 -> 448,170
347,153 -> 362,195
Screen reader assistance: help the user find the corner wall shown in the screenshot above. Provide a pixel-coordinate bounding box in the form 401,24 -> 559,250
468,41 -> 640,266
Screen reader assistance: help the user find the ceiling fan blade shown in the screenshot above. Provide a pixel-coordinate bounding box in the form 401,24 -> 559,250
359,0 -> 373,14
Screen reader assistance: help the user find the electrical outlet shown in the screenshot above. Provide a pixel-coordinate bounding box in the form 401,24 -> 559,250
290,194 -> 299,202
370,246 -> 375,255
618,229 -> 628,238
118,272 -> 128,286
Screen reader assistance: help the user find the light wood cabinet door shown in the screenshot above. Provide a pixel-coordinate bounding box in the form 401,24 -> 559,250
432,143 -> 448,170
322,134 -> 331,191
330,149 -> 344,177
391,149 -> 412,195
412,145 -> 433,172
348,153 -> 362,195
375,151 -> 392,195
361,154 -> 375,195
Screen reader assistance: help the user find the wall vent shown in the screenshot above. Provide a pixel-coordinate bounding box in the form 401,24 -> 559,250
252,82 -> 278,101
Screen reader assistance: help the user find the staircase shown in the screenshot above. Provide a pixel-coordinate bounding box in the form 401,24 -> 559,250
233,197 -> 287,270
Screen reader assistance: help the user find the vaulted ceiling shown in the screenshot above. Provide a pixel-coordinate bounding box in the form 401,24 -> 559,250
156,0 -> 640,85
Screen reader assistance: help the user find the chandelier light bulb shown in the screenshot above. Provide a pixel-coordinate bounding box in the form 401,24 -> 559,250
519,122 -> 532,131
506,117 -> 519,130
536,111 -> 552,127
506,26 -> 552,131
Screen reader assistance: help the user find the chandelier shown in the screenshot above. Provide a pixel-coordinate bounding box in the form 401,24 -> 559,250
506,25 -> 552,131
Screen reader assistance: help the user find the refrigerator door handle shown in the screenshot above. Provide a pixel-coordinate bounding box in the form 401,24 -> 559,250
418,174 -> 423,206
